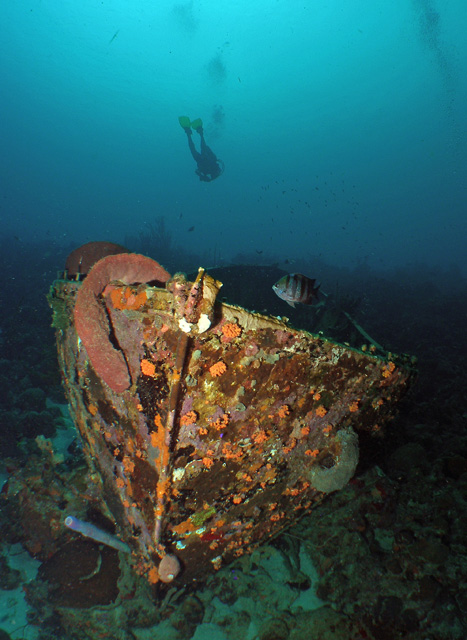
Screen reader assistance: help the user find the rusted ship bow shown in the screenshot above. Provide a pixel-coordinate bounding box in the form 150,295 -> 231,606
48,246 -> 416,589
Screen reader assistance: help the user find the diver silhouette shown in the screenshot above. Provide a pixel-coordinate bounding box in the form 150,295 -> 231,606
179,116 -> 224,182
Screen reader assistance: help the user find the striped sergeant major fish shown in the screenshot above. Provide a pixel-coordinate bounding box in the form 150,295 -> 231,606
272,273 -> 320,308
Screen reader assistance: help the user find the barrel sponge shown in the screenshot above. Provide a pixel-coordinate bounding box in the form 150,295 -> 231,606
74,253 -> 171,393
65,241 -> 129,278
308,427 -> 359,493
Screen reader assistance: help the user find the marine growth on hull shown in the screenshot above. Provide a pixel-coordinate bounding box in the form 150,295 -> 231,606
47,243 -> 416,592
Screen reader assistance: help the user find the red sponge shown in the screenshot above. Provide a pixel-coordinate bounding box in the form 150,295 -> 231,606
65,241 -> 129,277
74,253 -> 170,392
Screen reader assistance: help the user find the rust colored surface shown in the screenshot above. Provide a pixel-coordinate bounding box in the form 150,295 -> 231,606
48,264 -> 416,588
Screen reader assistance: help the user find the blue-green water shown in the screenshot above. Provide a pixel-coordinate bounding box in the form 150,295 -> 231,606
1,0 -> 466,271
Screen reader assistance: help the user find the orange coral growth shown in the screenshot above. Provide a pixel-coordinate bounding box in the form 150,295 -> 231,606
156,477 -> 170,503
124,289 -> 147,310
202,457 -> 214,468
221,322 -> 241,339
232,495 -> 243,504
283,438 -> 297,454
108,288 -> 126,310
349,401 -> 359,413
122,456 -> 135,474
222,442 -> 243,460
172,519 -> 196,535
109,287 -> 147,311
180,410 -> 198,426
252,429 -> 268,444
151,428 -> 165,452
315,404 -> 327,417
382,361 -> 396,378
199,427 -> 208,435
210,413 -> 229,430
147,566 -> 159,584
313,392 -> 321,401
277,404 -> 290,419
141,359 -> 156,377
209,361 -> 227,377
305,449 -> 319,457
116,477 -> 125,488
300,426 -> 310,438
88,404 -> 98,416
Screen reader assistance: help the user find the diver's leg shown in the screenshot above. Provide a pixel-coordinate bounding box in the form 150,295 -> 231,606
199,131 -> 207,154
199,134 -> 217,163
186,133 -> 202,163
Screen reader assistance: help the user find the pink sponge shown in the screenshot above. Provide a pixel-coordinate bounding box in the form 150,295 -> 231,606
74,253 -> 170,392
65,515 -> 130,553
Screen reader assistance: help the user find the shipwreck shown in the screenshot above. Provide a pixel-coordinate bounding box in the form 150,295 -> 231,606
47,242 -> 416,592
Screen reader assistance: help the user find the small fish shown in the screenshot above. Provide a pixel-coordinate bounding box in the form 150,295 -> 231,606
272,273 -> 320,308
109,30 -> 120,44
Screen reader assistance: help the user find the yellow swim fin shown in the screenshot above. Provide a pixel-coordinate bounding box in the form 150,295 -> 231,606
178,116 -> 191,129
191,118 -> 203,131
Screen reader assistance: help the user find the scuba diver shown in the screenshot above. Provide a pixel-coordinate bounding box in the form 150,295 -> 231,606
178,116 -> 224,182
